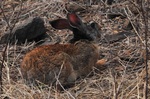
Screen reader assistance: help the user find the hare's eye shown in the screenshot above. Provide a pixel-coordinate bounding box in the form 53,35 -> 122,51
90,22 -> 96,28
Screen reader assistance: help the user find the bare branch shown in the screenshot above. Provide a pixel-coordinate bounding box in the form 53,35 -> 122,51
140,0 -> 149,99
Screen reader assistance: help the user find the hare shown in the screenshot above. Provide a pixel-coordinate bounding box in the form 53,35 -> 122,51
21,12 -> 101,88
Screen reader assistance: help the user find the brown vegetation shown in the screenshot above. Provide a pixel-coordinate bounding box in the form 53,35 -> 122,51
0,0 -> 149,99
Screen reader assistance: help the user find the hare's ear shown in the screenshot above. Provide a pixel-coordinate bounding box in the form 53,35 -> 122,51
49,19 -> 71,29
67,13 -> 83,28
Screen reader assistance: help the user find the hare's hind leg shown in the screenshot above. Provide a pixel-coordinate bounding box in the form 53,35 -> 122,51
49,52 -> 77,90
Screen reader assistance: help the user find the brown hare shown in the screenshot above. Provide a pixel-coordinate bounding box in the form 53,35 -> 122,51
21,12 -> 101,88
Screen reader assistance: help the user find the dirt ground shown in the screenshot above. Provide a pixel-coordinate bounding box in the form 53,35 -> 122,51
0,0 -> 150,99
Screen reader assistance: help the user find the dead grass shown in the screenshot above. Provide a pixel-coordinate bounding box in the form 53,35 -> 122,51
0,0 -> 150,99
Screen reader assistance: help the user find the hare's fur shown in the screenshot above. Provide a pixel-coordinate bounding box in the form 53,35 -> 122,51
21,41 -> 99,86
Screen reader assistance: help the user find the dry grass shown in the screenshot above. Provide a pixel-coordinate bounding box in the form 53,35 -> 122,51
0,0 -> 150,99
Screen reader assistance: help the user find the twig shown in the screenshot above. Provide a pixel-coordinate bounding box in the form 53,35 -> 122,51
111,69 -> 118,99
123,7 -> 145,46
140,1 -> 149,99
0,1 -> 23,94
